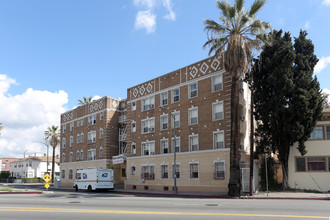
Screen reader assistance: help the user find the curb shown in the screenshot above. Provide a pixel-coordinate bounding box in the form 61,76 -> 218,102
0,191 -> 42,194
241,196 -> 330,200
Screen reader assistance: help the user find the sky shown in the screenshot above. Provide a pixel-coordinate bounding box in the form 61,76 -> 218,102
1,0 -> 330,158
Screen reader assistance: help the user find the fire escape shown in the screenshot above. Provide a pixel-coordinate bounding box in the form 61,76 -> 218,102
118,100 -> 127,155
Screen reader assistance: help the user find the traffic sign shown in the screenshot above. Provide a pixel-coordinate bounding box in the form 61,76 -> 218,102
42,173 -> 52,183
44,183 -> 50,189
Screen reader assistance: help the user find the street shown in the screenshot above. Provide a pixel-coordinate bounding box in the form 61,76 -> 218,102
0,191 -> 329,219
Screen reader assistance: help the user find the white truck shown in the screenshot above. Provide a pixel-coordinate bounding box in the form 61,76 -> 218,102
74,168 -> 114,191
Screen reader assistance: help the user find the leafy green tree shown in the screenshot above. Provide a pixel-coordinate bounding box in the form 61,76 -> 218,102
251,30 -> 323,189
78,96 -> 92,106
203,0 -> 271,196
44,125 -> 60,183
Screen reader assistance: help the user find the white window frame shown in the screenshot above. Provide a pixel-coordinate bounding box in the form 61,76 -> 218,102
131,101 -> 136,111
61,153 -> 65,163
141,96 -> 155,111
141,164 -> 155,180
70,122 -> 74,131
80,150 -> 84,160
99,146 -> 104,158
88,131 -> 96,143
161,164 -> 169,179
131,142 -> 136,154
189,134 -> 199,151
77,120 -> 80,127
62,125 -> 66,133
141,117 -> 155,134
99,128 -> 104,139
189,82 -> 198,99
69,152 -> 73,162
70,136 -> 73,147
100,112 -> 104,120
213,130 -> 225,149
160,138 -> 169,154
189,162 -> 199,180
80,133 -> 84,142
81,119 -> 84,126
76,150 -> 80,160
172,163 -> 181,179
141,141 -> 155,156
188,107 -> 198,125
131,165 -> 136,176
160,114 -> 168,130
160,92 -> 168,106
214,160 -> 225,180
172,88 -> 180,103
87,149 -> 96,160
171,136 -> 180,153
62,138 -> 66,148
88,115 -> 97,125
171,111 -> 180,128
212,73 -> 223,92
131,121 -> 136,133
77,134 -> 80,143
212,101 -> 224,121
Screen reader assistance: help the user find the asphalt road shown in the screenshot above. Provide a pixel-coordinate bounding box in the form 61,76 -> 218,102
0,191 -> 329,220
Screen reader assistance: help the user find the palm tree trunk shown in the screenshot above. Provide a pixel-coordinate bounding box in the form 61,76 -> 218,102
228,76 -> 241,196
52,146 -> 55,184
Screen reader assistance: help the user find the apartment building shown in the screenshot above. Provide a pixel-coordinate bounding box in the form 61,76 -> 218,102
124,55 -> 252,193
60,96 -> 125,187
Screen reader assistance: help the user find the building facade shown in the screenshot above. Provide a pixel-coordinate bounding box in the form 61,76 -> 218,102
288,108 -> 330,192
0,158 -> 17,173
124,55 -> 252,193
10,156 -> 60,178
60,96 -> 125,187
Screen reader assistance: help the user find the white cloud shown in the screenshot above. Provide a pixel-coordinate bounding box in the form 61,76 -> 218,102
314,56 -> 330,74
0,74 -> 68,158
322,0 -> 330,6
323,88 -> 330,106
304,21 -> 310,30
133,0 -> 176,33
163,0 -> 176,21
135,10 -> 157,34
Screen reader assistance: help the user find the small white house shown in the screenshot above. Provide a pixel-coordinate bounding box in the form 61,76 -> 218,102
288,108 -> 330,192
10,155 -> 60,179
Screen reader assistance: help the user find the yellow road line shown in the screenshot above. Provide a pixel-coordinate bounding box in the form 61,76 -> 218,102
0,207 -> 328,219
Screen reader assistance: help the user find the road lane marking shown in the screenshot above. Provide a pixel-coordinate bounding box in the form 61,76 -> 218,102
0,207 -> 328,219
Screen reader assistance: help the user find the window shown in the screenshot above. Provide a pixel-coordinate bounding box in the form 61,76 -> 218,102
160,92 -> 168,106
132,101 -> 136,111
131,142 -> 136,154
69,169 -> 73,179
69,152 -> 73,162
171,137 -> 180,153
77,134 -> 80,143
80,133 -> 84,142
171,112 -> 180,128
141,118 -> 155,134
214,131 -> 225,149
190,163 -> 199,179
160,114 -> 168,130
62,125 -> 66,133
88,131 -> 96,143
87,149 -> 96,160
100,112 -> 104,120
172,164 -> 180,179
81,119 -> 84,126
88,115 -> 97,125
307,157 -> 326,171
70,122 -> 74,131
188,108 -> 198,125
141,165 -> 155,180
70,136 -> 73,147
213,101 -> 224,121
214,161 -> 225,179
309,126 -> 324,140
131,165 -> 136,176
77,120 -> 80,127
296,157 -> 306,172
76,150 -> 80,160
80,150 -> 84,160
212,74 -> 223,92
131,121 -> 136,133
99,128 -> 104,139
326,126 -> 330,139
142,141 -> 155,156
160,139 -> 169,154
62,138 -> 66,148
189,135 -> 199,151
61,169 -> 65,179
99,146 -> 104,158
296,157 -> 327,172
172,88 -> 180,103
142,97 -> 155,111
189,83 -> 198,98
161,164 -> 169,179
61,153 -> 65,163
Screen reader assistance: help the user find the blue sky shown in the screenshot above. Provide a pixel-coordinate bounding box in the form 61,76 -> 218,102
1,0 -> 330,158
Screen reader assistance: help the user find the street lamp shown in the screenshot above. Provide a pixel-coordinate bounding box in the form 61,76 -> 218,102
161,107 -> 178,194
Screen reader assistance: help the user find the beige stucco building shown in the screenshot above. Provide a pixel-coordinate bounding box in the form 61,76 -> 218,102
288,108 -> 330,192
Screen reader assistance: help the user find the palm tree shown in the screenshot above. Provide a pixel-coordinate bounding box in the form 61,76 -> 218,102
0,123 -> 3,136
45,125 -> 60,183
203,0 -> 271,196
78,96 -> 92,106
